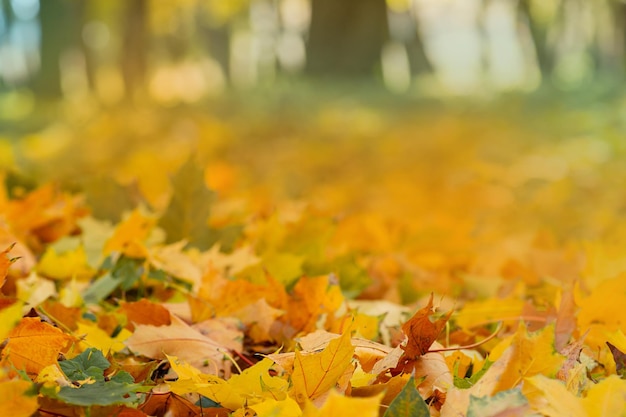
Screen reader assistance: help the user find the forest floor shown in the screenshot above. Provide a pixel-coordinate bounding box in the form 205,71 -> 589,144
1,90 -> 625,416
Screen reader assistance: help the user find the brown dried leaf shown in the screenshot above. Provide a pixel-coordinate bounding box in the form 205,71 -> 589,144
125,315 -> 231,376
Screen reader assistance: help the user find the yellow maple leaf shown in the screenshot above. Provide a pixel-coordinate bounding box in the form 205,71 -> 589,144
523,374 -> 585,417
576,275 -> 626,353
249,398 -> 302,417
492,323 -> 565,392
166,354 -> 241,410
582,375 -> 626,417
290,326 -> 355,405
37,245 -> 93,280
0,301 -> 23,341
76,322 -> 132,354
0,377 -> 39,417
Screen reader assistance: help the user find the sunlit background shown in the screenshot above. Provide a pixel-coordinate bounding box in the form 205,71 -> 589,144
1,0 -> 624,110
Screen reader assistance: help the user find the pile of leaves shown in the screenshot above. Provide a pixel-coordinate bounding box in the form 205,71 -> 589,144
1,103 -> 626,416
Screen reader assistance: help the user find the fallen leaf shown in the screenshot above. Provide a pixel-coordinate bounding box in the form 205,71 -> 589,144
390,294 -> 452,375
383,375 -> 429,417
119,299 -> 172,331
37,245 -> 93,280
523,374 -> 585,417
1,317 -> 74,377
492,323 -> 565,392
582,375 -> 626,417
140,391 -> 203,417
467,388 -> 530,417
0,376 -> 39,417
402,294 -> 452,358
125,315 -> 231,376
249,398 -> 302,417
76,322 -> 132,354
290,326 -> 355,404
305,390 -> 382,417
149,241 -> 203,289
104,209 -> 155,258
159,159 -> 216,250
0,301 -> 23,340
440,347 -> 514,417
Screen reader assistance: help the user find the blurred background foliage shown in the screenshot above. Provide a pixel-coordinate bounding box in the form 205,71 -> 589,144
2,0 -> 626,109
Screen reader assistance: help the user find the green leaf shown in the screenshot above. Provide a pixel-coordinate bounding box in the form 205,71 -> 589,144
159,159 -> 216,250
59,348 -> 110,382
82,272 -> 119,304
111,256 -> 143,290
57,380 -> 139,406
467,388 -> 529,417
56,348 -> 140,407
383,375 -> 430,417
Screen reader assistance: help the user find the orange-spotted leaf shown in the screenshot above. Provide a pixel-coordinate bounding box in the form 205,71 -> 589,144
1,317 -> 74,377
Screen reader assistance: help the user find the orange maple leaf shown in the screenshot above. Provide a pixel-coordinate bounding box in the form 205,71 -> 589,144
1,317 -> 74,377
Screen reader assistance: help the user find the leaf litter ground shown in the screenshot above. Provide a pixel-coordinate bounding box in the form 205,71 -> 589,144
1,101 -> 626,416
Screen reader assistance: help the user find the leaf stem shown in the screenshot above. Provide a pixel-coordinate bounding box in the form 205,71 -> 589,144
428,321 -> 503,353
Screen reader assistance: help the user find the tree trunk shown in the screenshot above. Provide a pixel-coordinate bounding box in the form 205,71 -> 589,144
518,0 -> 554,83
306,0 -> 388,78
32,0 -> 74,98
121,0 -> 148,100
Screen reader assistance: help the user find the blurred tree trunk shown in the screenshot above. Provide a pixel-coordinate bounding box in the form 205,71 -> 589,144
121,0 -> 148,100
306,0 -> 388,78
407,18 -> 433,76
518,0 -> 554,83
32,0 -> 75,98
200,22 -> 230,84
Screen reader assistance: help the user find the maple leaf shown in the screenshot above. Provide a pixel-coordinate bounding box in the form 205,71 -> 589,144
290,326 -> 355,405
1,317 -> 74,377
159,159 -> 218,250
55,348 -> 141,407
391,294 -> 452,374
491,323 -> 565,392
